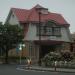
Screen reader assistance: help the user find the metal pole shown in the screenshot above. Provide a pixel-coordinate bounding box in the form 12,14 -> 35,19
20,51 -> 21,64
38,12 -> 41,66
19,45 -> 22,64
39,12 -> 41,41
19,44 -> 25,64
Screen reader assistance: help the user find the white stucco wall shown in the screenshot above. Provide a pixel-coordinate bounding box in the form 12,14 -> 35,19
61,27 -> 71,42
25,23 -> 71,42
25,23 -> 36,40
8,12 -> 19,25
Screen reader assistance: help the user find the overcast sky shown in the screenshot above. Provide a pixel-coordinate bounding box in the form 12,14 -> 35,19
0,0 -> 75,33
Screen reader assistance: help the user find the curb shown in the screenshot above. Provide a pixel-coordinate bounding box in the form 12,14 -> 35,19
20,66 -> 75,73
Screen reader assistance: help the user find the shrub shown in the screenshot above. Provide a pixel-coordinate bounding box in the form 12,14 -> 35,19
42,51 -> 73,67
42,52 -> 61,66
60,51 -> 73,62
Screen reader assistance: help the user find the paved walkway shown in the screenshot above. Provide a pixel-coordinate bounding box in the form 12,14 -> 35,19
18,65 -> 75,73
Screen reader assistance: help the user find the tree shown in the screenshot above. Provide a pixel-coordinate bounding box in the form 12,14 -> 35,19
61,51 -> 73,61
0,23 -> 24,63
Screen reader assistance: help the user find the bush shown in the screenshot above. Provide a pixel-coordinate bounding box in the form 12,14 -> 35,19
60,51 -> 73,61
42,52 -> 61,66
42,51 -> 73,67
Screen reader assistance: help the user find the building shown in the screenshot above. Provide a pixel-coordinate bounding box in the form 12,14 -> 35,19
71,33 -> 75,53
6,4 -> 71,63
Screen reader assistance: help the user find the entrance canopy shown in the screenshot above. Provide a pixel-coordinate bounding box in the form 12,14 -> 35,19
34,40 -> 64,45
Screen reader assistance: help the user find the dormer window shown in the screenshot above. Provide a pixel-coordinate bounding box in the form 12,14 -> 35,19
40,8 -> 48,14
36,8 -> 48,14
35,5 -> 48,14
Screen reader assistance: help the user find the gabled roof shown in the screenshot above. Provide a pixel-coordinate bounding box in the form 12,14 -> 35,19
11,8 -> 30,22
10,4 -> 69,26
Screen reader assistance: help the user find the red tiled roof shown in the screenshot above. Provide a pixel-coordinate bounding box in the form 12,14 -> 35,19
11,8 -> 29,22
11,4 -> 69,26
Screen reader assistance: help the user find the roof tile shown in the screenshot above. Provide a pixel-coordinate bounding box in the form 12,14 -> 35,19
11,5 -> 69,26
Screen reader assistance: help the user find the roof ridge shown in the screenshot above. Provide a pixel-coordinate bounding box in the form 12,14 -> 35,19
11,7 -> 29,11
31,4 -> 46,10
48,12 -> 61,15
33,4 -> 44,9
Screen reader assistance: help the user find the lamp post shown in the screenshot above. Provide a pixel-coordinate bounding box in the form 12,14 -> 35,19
39,11 -> 41,62
38,12 -> 41,42
19,43 -> 25,64
36,8 -> 42,66
36,8 -> 42,41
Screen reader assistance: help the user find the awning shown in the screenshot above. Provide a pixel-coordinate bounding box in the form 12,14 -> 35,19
34,40 -> 64,45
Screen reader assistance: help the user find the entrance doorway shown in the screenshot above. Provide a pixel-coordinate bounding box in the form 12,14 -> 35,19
39,45 -> 56,59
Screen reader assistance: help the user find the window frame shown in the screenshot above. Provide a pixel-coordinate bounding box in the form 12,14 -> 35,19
37,25 -> 61,37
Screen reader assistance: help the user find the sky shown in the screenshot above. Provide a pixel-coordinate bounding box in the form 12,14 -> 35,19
0,0 -> 75,33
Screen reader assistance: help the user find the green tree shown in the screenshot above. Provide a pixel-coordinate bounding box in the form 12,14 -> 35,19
61,51 -> 73,61
0,23 -> 24,63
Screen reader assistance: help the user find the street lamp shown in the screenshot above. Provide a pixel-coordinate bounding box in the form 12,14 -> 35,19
38,12 -> 41,41
36,7 -> 48,65
19,43 -> 25,64
36,8 -> 42,66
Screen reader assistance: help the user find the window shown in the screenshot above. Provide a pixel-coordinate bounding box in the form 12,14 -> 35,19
37,26 -> 61,36
53,27 -> 61,36
40,9 -> 48,14
46,27 -> 52,35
